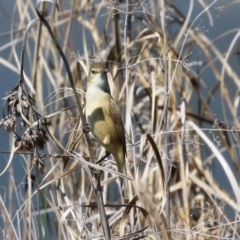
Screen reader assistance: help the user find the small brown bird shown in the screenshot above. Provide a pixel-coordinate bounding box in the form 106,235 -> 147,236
85,62 -> 126,180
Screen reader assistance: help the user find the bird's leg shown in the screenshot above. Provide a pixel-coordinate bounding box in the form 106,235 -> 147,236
96,151 -> 111,164
83,123 -> 91,134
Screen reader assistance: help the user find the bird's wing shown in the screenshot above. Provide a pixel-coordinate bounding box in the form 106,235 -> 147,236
107,95 -> 126,155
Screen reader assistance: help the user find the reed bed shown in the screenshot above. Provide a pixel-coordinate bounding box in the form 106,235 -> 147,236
0,0 -> 240,239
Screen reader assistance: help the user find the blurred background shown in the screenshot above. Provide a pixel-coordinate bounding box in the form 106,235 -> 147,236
0,0 -> 240,239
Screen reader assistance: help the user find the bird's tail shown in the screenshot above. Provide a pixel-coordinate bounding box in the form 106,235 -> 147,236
114,150 -> 127,198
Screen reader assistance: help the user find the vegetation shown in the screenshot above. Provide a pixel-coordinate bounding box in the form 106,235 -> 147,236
0,0 -> 240,239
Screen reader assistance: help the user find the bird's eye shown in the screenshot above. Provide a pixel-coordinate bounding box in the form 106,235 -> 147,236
91,70 -> 95,74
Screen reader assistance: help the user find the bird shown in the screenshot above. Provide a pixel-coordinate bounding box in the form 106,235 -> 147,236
85,62 -> 126,182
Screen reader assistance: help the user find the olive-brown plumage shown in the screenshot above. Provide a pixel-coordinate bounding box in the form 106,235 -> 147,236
85,63 -> 126,177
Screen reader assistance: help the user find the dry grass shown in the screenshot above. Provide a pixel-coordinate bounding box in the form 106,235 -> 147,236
0,0 -> 240,239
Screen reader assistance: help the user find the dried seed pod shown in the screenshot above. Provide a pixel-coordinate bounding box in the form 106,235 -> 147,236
20,120 -> 26,129
40,116 -> 51,126
3,116 -> 16,131
32,156 -> 44,173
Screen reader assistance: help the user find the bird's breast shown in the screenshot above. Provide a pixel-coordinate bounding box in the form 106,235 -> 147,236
85,88 -> 106,116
